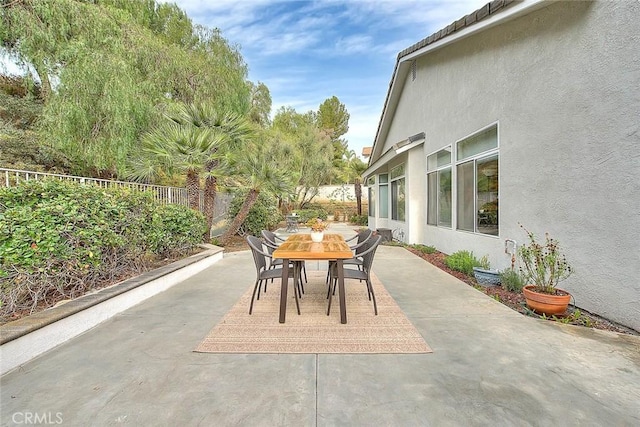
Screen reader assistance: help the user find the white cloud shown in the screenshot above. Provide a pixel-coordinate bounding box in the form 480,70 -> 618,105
334,34 -> 373,54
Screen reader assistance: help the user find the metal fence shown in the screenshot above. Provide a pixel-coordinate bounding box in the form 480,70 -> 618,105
1,167 -> 233,236
0,168 -> 231,215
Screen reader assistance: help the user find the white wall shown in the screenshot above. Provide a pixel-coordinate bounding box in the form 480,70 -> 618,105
311,185 -> 363,203
374,1 -> 640,330
406,145 -> 426,244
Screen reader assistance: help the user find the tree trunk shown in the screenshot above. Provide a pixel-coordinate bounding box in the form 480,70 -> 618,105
203,159 -> 219,243
186,170 -> 200,211
202,175 -> 216,243
33,59 -> 52,103
221,188 -> 259,245
355,179 -> 362,216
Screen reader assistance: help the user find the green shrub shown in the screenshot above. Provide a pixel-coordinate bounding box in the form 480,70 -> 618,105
499,269 -> 525,292
444,250 -> 488,276
228,190 -> 282,236
0,179 -> 206,321
348,214 -> 368,226
294,208 -> 328,223
149,204 -> 207,256
0,180 -> 207,271
411,244 -> 437,254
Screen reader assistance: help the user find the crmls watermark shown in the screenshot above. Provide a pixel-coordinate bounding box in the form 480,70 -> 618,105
11,412 -> 63,425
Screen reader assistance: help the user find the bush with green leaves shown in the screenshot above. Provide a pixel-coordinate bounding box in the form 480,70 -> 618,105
227,190 -> 282,236
499,268 -> 525,293
349,214 -> 368,226
149,203 -> 208,257
0,179 -> 206,321
444,250 -> 489,276
410,244 -> 437,254
294,208 -> 328,223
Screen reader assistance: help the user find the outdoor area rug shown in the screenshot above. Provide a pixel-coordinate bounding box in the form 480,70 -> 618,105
194,271 -> 431,354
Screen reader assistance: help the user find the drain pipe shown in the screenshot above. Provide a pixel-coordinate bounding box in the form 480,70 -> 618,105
504,239 -> 517,270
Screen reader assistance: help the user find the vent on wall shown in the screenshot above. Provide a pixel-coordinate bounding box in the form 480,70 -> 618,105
411,60 -> 417,81
408,132 -> 425,142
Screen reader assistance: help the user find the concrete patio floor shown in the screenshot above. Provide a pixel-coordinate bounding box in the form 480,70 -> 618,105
1,223 -> 639,426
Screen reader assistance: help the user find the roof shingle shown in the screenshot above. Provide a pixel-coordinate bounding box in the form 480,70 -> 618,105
397,0 -> 516,60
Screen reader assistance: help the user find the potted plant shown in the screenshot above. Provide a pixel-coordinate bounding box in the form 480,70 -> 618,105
306,217 -> 329,242
472,255 -> 501,287
518,224 -> 573,315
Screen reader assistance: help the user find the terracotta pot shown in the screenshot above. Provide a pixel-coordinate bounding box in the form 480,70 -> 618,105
522,285 -> 571,315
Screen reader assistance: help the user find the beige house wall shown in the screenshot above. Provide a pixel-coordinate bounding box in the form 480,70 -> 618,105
368,1 -> 640,330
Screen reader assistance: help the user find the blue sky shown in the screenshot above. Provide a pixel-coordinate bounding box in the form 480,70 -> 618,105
168,0 -> 489,158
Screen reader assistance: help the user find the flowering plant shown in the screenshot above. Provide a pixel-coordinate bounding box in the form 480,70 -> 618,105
517,224 -> 573,294
306,217 -> 329,232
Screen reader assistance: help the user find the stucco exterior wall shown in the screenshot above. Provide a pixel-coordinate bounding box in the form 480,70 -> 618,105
406,146 -> 425,244
310,185 -> 365,203
371,1 -> 640,330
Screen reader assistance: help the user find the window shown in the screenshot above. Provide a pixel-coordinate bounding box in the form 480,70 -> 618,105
456,125 -> 499,236
367,176 -> 375,216
379,174 -> 389,218
427,147 -> 452,227
390,164 -> 405,221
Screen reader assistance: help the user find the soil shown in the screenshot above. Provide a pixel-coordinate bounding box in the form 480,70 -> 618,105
403,246 -> 639,336
221,235 -> 250,253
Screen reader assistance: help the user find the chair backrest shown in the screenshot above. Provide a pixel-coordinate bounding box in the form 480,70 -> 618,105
261,229 -> 277,244
246,235 -> 268,273
357,228 -> 373,244
353,229 -> 373,255
260,230 -> 278,256
360,235 -> 382,274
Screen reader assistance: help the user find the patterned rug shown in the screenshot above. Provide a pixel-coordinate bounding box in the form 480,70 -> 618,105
195,272 -> 431,354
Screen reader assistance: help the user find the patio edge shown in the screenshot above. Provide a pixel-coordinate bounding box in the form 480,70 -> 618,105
0,244 -> 224,376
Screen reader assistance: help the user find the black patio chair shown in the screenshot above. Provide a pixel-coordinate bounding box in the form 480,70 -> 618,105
261,229 -> 286,245
326,228 -> 373,284
327,235 -> 382,316
343,228 -> 373,269
262,229 -> 307,287
246,235 -> 300,315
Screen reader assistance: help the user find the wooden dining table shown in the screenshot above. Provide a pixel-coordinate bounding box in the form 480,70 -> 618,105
272,233 -> 353,324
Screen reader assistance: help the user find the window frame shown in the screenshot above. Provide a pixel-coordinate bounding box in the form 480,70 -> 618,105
454,123 -> 499,236
378,173 -> 389,218
426,146 -> 452,228
367,176 -> 376,217
390,164 -> 406,222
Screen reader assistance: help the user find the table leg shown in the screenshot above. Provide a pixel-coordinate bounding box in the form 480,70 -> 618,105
336,259 -> 347,324
279,259 -> 289,323
293,261 -> 301,314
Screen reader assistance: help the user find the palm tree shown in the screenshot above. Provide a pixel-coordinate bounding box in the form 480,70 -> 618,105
220,140 -> 294,245
130,103 -> 253,240
343,150 -> 368,216
133,119 -> 224,211
172,104 -> 254,234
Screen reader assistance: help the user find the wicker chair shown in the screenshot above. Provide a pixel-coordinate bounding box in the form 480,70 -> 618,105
246,235 -> 300,315
327,235 -> 382,316
326,228 -> 373,284
262,229 -> 307,287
